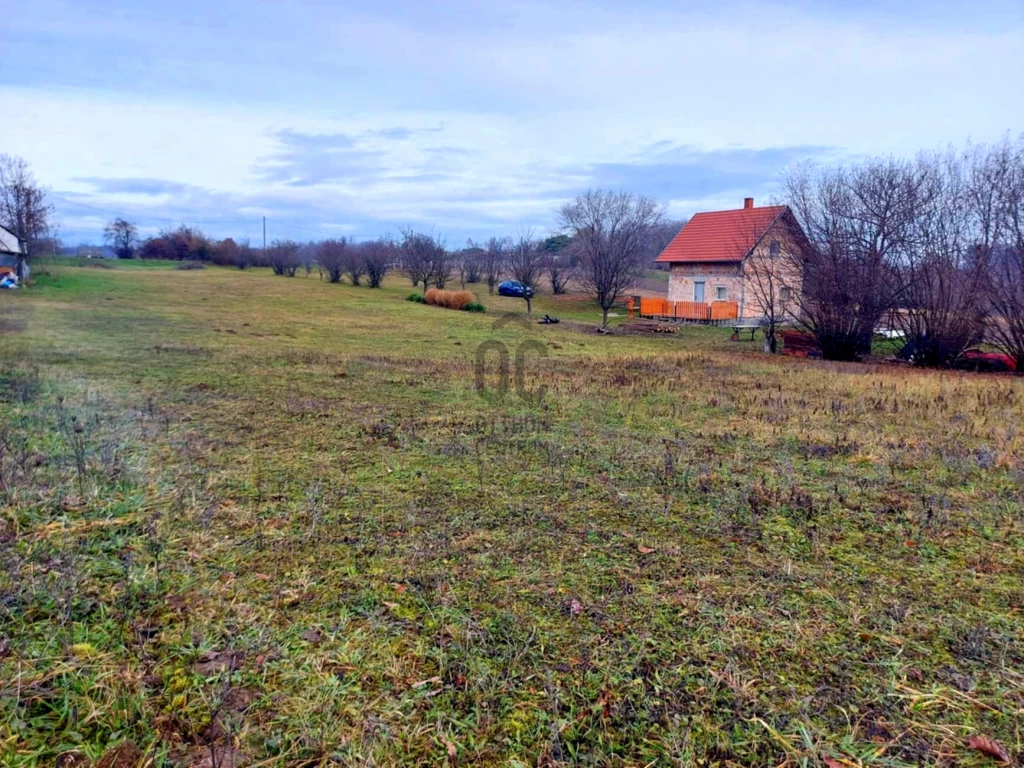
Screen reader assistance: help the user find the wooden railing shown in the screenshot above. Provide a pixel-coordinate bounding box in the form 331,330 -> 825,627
636,298 -> 738,323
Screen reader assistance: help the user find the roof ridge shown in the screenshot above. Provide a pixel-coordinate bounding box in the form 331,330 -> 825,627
654,204 -> 794,264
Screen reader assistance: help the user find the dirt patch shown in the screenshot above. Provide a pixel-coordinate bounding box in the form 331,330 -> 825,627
193,649 -> 244,676
617,319 -> 678,336
173,746 -> 249,768
222,686 -> 259,713
94,741 -> 144,768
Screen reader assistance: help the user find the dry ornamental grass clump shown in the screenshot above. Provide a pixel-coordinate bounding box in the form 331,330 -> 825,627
424,287 -> 475,310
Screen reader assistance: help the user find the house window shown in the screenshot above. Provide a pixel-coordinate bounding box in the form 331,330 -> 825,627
780,286 -> 792,302
769,240 -> 781,257
716,286 -> 727,301
693,281 -> 705,302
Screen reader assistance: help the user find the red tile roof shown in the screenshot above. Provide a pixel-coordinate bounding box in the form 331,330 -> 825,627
655,205 -> 788,263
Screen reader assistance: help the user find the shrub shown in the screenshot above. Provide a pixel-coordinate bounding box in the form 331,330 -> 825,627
317,239 -> 348,283
176,261 -> 206,270
424,288 -> 475,310
268,240 -> 301,277
406,292 -> 426,303
464,302 -> 486,313
363,238 -> 393,288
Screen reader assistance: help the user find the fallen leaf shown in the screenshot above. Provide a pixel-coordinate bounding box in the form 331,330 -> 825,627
254,573 -> 271,581
638,545 -> 656,554
392,583 -> 407,594
569,598 -> 584,616
444,740 -> 457,758
968,735 -> 1011,764
412,676 -> 442,689
822,757 -> 844,768
300,628 -> 324,645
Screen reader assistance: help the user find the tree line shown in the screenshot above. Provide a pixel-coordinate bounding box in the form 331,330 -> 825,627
103,197 -> 674,329
782,135 -> 1024,367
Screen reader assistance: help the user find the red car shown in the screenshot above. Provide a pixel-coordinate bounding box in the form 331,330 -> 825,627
956,349 -> 1017,373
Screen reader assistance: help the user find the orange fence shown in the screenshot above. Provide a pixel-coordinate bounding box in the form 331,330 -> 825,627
710,301 -> 740,320
637,298 -> 738,323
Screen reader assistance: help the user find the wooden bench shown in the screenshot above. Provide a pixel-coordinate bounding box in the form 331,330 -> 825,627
730,323 -> 762,341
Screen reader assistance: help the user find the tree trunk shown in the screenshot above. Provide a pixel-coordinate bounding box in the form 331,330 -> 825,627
525,297 -> 532,315
602,307 -> 609,328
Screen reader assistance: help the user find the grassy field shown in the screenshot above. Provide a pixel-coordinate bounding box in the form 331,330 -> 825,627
1,261 -> 1022,767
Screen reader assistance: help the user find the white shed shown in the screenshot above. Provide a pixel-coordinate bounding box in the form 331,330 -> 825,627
0,224 -> 29,282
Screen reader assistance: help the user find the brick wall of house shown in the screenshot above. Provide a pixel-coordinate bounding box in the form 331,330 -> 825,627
668,262 -> 750,313
666,221 -> 803,320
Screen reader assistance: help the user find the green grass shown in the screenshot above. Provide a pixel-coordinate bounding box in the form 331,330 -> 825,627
1,261 -> 1022,766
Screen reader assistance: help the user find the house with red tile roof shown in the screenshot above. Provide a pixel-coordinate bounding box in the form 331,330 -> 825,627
655,198 -> 807,319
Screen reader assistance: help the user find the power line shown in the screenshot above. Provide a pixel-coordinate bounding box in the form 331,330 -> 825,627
50,194 -> 372,243
51,195 -> 259,228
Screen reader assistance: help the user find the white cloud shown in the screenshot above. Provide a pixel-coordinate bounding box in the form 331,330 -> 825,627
3,0 -> 1022,242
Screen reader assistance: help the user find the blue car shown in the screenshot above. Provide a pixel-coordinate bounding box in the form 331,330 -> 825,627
497,280 -> 535,298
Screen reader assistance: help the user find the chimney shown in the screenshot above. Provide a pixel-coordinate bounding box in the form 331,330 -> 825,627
743,197 -> 754,209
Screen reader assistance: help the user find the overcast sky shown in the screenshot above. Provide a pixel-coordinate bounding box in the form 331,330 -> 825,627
4,0 -> 1023,245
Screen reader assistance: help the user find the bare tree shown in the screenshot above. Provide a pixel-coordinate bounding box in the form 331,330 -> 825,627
644,219 -> 687,268
544,251 -> 573,295
0,154 -> 55,257
316,238 -> 348,283
432,244 -> 454,289
559,190 -> 663,327
739,226 -> 797,354
891,150 -> 988,366
345,244 -> 367,285
985,136 -> 1024,369
235,239 -> 254,269
539,232 -> 573,294
363,238 -> 393,288
506,233 -> 543,314
400,229 -> 448,292
269,239 -> 301,276
784,159 -> 930,361
459,243 -> 484,287
481,237 -> 508,294
103,218 -> 139,259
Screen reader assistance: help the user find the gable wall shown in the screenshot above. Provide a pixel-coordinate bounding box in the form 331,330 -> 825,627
665,219 -> 804,319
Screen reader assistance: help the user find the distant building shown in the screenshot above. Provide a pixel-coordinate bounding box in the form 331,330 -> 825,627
0,224 -> 29,282
76,245 -> 117,259
655,198 -> 807,319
